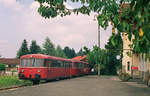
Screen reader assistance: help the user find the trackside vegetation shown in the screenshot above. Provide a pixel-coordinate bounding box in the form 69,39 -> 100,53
0,76 -> 32,89
0,63 -> 5,72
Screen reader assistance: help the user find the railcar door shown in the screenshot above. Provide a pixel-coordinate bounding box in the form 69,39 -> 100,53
65,61 -> 70,77
44,59 -> 52,79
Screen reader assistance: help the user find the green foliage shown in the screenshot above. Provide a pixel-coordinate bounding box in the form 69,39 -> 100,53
118,71 -> 131,81
0,63 -> 5,72
0,76 -> 32,88
86,46 -> 106,71
30,40 -> 41,54
36,0 -> 150,55
63,46 -> 76,58
85,34 -> 123,75
76,48 -> 86,56
42,37 -> 56,56
16,37 -> 76,58
17,39 -> 30,58
106,34 -> 123,50
11,70 -> 17,76
56,45 -> 67,58
104,34 -> 123,75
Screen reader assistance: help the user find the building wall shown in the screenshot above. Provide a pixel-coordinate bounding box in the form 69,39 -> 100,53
122,33 -> 133,75
122,32 -> 150,79
132,54 -> 140,78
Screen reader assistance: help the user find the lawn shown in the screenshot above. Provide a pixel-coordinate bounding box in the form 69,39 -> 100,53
0,76 -> 32,88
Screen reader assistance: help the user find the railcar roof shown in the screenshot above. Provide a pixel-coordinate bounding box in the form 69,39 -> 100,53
21,54 -> 72,62
21,54 -> 88,64
71,60 -> 88,64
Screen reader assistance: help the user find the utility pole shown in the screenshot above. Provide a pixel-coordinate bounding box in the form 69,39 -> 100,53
94,15 -> 101,76
97,22 -> 101,76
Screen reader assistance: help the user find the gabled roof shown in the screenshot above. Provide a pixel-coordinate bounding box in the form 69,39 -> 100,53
72,55 -> 87,61
0,58 -> 19,65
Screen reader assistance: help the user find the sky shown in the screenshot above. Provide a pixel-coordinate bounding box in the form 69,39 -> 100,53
0,0 -> 112,58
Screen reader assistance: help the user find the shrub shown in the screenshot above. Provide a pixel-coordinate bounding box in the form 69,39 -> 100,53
11,70 -> 17,76
0,76 -> 32,88
0,63 -> 6,71
118,71 -> 131,81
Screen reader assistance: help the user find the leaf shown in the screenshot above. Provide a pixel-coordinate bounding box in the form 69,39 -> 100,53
111,36 -> 116,47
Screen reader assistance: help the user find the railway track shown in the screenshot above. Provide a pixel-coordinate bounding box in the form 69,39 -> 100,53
0,85 -> 26,91
0,77 -> 71,91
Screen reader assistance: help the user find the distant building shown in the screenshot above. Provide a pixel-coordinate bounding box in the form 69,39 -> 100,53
0,58 -> 20,71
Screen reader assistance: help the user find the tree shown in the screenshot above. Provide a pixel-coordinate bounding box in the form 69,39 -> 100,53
105,34 -> 123,51
85,34 -> 123,75
103,34 -> 123,75
77,48 -> 86,56
86,46 -> 106,75
0,63 -> 5,72
42,37 -> 56,56
56,45 -> 67,58
63,46 -> 76,58
30,40 -> 41,54
36,0 -> 150,55
70,48 -> 76,58
0,63 -> 5,76
17,39 -> 29,58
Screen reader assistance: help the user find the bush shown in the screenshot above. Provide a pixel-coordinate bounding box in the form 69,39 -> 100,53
0,76 -> 32,88
0,63 -> 6,71
11,70 -> 17,76
118,71 -> 131,81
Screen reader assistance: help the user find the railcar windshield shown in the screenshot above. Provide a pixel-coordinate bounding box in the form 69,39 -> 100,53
20,59 -> 44,67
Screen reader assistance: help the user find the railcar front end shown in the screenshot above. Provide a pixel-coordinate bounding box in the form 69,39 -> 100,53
19,57 -> 49,84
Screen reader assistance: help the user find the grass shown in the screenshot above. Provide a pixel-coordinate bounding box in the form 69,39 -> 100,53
0,76 -> 32,88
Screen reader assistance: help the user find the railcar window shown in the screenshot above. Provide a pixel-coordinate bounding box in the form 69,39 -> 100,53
74,62 -> 79,68
44,59 -> 51,67
79,63 -> 81,68
51,60 -> 57,67
31,59 -> 35,67
64,62 -> 66,68
66,62 -> 70,68
64,62 -> 69,68
60,62 -> 64,67
57,61 -> 63,67
20,59 -> 23,67
68,62 -> 71,68
35,59 -> 39,67
72,63 -> 76,68
81,63 -> 84,68
21,59 -> 31,67
50,60 -> 66,68
33,59 -> 43,67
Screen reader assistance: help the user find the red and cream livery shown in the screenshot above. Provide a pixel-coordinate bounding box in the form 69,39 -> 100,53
19,54 -> 89,84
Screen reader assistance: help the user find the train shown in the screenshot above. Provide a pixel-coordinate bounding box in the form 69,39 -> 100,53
19,54 -> 90,84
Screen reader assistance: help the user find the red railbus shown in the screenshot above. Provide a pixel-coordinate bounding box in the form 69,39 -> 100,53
19,54 -> 89,84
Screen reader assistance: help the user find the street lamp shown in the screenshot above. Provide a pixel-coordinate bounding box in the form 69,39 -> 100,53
116,55 -> 121,60
116,55 -> 121,74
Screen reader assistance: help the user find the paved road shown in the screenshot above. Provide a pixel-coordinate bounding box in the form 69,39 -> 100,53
0,76 -> 150,96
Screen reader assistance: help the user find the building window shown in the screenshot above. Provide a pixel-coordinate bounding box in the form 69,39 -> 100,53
127,61 -> 130,71
8,64 -> 16,68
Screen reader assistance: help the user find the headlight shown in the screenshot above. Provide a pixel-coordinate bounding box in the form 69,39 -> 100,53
37,70 -> 40,72
21,70 -> 24,72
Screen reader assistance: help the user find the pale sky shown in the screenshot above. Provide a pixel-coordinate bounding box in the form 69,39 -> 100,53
0,0 -> 112,58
